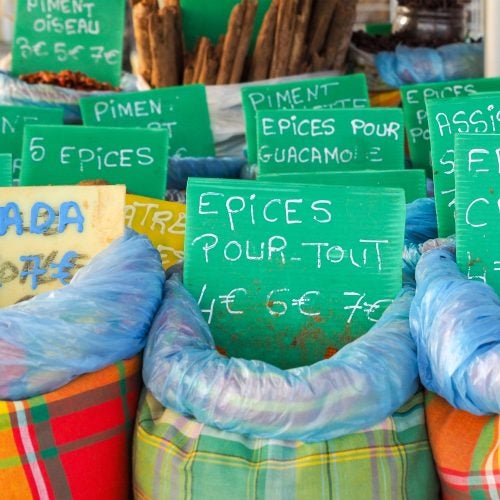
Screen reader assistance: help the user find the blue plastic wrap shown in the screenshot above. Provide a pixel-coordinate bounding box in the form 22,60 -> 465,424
410,246 -> 500,415
375,42 -> 484,88
403,197 -> 437,285
142,198 -> 437,442
0,229 -> 165,401
143,278 -> 418,442
167,156 -> 246,190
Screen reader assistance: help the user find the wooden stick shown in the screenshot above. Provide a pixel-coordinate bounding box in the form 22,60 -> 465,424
132,0 -> 156,84
269,0 -> 298,78
169,2 -> 184,84
324,0 -> 359,71
203,35 -> 224,85
229,0 -> 258,83
183,63 -> 194,85
307,0 -> 339,59
287,0 -> 313,75
192,37 -> 211,84
216,1 -> 246,85
248,0 -> 279,81
149,6 -> 179,87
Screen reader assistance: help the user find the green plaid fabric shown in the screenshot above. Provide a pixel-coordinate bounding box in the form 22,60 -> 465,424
133,390 -> 439,500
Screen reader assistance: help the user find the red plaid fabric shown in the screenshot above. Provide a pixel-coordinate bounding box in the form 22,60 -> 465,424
426,392 -> 500,499
0,356 -> 142,499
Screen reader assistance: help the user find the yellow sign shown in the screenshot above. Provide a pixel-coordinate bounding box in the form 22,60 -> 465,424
125,194 -> 185,268
0,185 -> 126,307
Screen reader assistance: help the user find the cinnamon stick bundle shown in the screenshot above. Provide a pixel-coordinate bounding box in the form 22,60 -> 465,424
287,0 -> 313,75
216,0 -> 258,85
248,0 -> 278,81
149,5 -> 181,87
324,0 -> 359,71
132,0 -> 156,83
229,0 -> 258,83
269,0 -> 299,79
307,0 -> 339,61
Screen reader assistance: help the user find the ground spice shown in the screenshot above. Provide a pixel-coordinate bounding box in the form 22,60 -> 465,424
19,70 -> 118,91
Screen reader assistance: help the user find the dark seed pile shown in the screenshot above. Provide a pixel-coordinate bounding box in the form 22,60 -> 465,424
397,0 -> 469,7
351,30 -> 464,54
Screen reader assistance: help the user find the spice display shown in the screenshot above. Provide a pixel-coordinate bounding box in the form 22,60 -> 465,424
19,70 -> 119,91
131,0 -> 359,88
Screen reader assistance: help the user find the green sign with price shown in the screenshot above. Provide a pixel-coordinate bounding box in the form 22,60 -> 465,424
20,125 -> 169,199
12,0 -> 125,87
455,133 -> 500,295
184,178 -> 405,369
427,92 -> 500,237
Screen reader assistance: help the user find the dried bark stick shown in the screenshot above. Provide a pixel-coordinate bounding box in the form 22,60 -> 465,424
325,0 -> 359,71
269,0 -> 299,78
132,0 -> 156,84
229,0 -> 258,83
192,37 -> 211,84
149,6 -> 180,87
307,0 -> 339,59
216,1 -> 246,84
204,35 -> 224,85
248,0 -> 279,81
287,0 -> 313,75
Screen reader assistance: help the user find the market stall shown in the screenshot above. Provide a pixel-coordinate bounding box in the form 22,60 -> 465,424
0,1 -> 499,499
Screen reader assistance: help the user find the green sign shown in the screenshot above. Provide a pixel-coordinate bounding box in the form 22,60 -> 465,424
80,84 -> 215,158
455,133 -> 500,295
184,178 -> 405,369
259,169 -> 427,203
0,154 -> 12,186
402,78 -> 500,177
20,125 -> 169,199
257,108 -> 405,175
427,92 -> 500,237
12,0 -> 125,87
181,0 -> 272,50
243,74 -> 370,164
0,105 -> 63,184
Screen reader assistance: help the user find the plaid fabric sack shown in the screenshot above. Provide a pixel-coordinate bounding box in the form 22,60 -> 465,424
133,390 -> 439,500
0,355 -> 142,500
425,392 -> 500,499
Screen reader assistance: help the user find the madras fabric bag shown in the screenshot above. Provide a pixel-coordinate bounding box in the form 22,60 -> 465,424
134,390 -> 438,500
425,392 -> 500,499
0,355 -> 142,500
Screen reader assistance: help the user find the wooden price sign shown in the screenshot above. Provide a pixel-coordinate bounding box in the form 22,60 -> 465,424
80,85 -> 215,158
402,77 -> 500,177
455,133 -> 500,295
0,155 -> 13,187
256,107 -> 404,175
427,92 -> 500,237
0,105 -> 63,184
125,193 -> 186,269
259,169 -> 427,203
243,73 -> 369,164
184,178 -> 405,369
20,125 -> 169,199
0,184 -> 125,307
12,0 -> 126,87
